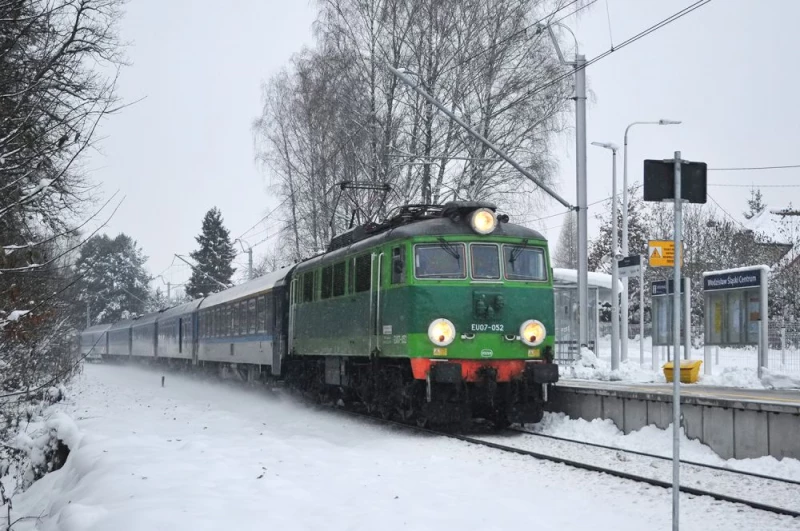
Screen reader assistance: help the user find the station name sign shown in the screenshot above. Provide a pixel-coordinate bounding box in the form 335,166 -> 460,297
703,269 -> 761,291
651,279 -> 686,296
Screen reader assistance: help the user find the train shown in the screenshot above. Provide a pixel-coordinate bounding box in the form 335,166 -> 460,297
80,202 -> 559,427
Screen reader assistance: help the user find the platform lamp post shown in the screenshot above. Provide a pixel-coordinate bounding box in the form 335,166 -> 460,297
592,141 -> 620,370
623,119 -> 681,364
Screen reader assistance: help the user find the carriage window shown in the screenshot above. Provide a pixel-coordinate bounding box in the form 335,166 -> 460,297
256,296 -> 266,333
248,298 -> 256,334
239,301 -> 247,335
414,243 -> 466,279
333,262 -> 346,297
503,245 -> 547,281
302,271 -> 314,303
391,246 -> 405,284
354,254 -> 371,292
321,266 -> 333,299
229,304 -> 236,336
471,244 -> 500,280
265,293 -> 274,333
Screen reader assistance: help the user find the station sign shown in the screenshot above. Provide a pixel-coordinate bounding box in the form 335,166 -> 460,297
703,269 -> 761,291
617,255 -> 642,278
648,240 -> 683,268
651,278 -> 687,296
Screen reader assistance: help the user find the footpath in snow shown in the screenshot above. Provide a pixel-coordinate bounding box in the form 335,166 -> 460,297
7,364 -> 800,531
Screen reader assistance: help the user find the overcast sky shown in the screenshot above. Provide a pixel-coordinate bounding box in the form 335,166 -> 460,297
87,0 -> 800,294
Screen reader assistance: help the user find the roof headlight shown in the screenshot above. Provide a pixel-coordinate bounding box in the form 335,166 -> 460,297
520,319 -> 546,347
428,318 -> 456,347
470,208 -> 497,235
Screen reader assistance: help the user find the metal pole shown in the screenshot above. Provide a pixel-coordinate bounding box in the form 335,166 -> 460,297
781,326 -> 786,366
167,282 -> 171,303
683,277 -> 691,360
622,129 -> 630,363
760,268 -> 769,378
640,260 -> 646,366
672,151 -> 682,531
611,149 -> 620,370
576,55 -> 589,349
248,248 -> 254,280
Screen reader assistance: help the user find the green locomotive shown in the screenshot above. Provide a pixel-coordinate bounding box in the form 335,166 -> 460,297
287,202 -> 558,426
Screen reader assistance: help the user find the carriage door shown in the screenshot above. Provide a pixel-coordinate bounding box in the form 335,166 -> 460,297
369,252 -> 385,355
288,277 -> 298,356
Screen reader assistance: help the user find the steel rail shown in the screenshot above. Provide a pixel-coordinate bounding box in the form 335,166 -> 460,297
330,407 -> 800,519
509,427 -> 800,487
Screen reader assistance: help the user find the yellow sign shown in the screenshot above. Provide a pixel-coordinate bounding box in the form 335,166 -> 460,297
648,240 -> 684,267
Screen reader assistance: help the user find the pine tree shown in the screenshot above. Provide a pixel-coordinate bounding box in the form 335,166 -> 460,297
185,207 -> 237,299
75,234 -> 152,324
553,212 -> 578,269
743,188 -> 766,220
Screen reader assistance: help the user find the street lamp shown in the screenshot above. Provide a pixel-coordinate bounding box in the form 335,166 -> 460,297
622,119 -> 681,365
592,141 -> 620,370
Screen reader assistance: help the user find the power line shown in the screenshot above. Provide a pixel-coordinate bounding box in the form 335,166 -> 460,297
707,193 -> 747,229
453,0 -> 585,68
236,197 -> 290,240
709,183 -> 800,188
708,164 -> 800,171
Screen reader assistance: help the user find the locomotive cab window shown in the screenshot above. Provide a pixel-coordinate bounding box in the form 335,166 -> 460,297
333,262 -> 346,297
503,245 -> 547,281
391,246 -> 405,284
354,254 -> 371,292
470,244 -> 500,280
414,243 -> 466,279
321,265 -> 333,299
302,271 -> 314,303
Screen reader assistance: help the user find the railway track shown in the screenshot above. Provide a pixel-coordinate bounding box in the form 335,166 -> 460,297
333,406 -> 800,518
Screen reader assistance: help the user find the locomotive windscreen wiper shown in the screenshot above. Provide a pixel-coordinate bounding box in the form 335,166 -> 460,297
437,237 -> 461,261
509,239 -> 529,264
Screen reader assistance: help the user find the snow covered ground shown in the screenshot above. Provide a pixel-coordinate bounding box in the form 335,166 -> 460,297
6,363 -> 799,531
532,411 -> 800,481
559,336 -> 800,389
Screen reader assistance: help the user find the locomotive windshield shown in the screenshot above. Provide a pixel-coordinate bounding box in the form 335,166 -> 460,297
414,243 -> 466,278
503,245 -> 547,281
470,243 -> 501,279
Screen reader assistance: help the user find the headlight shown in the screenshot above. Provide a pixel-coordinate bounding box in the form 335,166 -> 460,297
520,319 -> 546,347
428,318 -> 456,347
469,208 -> 497,235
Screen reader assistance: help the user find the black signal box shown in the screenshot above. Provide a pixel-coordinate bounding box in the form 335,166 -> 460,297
643,159 -> 707,204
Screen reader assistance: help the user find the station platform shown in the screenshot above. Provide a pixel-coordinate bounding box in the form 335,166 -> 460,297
556,379 -> 800,413
548,379 -> 800,459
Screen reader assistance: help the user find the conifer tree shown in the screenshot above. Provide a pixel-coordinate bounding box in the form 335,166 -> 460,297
185,208 -> 237,299
75,234 -> 152,324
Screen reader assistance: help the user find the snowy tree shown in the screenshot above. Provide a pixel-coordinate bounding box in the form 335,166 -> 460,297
147,287 -> 170,312
743,188 -> 766,220
253,0 -> 573,254
75,234 -> 151,324
553,212 -> 578,269
185,208 -> 236,298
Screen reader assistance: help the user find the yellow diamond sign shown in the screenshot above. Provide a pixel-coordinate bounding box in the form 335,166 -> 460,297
648,240 -> 683,267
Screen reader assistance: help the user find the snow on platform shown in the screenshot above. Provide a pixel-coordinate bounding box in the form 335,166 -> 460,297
9,364 -> 800,531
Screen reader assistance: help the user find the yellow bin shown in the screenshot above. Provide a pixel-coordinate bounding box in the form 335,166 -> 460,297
663,360 -> 703,383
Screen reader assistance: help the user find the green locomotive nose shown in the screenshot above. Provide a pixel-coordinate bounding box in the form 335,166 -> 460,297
289,202 -> 558,426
